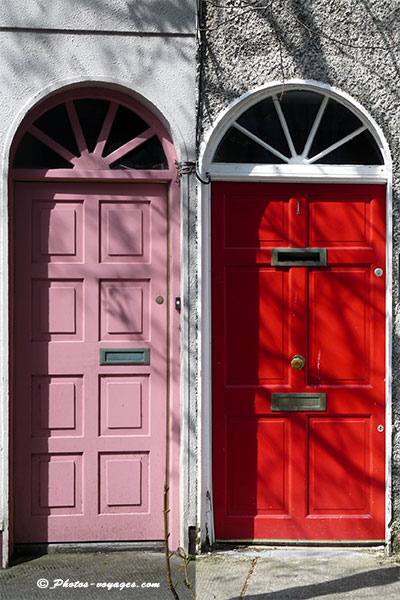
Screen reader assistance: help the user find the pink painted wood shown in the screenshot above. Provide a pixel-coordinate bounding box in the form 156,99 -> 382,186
10,88 -> 173,176
14,181 -> 168,542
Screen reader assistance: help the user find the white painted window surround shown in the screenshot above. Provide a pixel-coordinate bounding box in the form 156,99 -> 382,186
200,82 -> 389,184
212,89 -> 384,168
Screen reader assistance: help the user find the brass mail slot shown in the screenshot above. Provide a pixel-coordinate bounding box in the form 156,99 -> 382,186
271,248 -> 327,267
271,393 -> 326,411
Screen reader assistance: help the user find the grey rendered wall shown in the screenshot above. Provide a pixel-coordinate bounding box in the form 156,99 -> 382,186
0,0 -> 196,158
1,0 -> 194,34
0,0 -> 198,561
199,0 -> 400,549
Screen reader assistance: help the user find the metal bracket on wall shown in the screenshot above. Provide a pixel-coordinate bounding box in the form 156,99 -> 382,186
175,160 -> 211,184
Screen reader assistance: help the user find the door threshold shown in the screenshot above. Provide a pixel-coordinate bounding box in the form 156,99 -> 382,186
13,541 -> 164,557
214,540 -> 385,549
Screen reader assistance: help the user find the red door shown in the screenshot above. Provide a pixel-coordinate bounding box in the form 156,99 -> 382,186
14,181 -> 168,542
212,182 -> 386,541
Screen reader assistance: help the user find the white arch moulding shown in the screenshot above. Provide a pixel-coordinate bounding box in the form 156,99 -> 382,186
197,79 -> 392,550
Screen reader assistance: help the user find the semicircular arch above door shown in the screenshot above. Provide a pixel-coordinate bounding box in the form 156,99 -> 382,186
213,89 -> 384,166
11,87 -> 174,176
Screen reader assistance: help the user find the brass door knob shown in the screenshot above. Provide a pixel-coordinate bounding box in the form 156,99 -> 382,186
291,354 -> 305,370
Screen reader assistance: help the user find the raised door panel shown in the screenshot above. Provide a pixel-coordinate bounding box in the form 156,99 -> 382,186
225,268 -> 287,385
308,418 -> 370,515
308,269 -> 370,384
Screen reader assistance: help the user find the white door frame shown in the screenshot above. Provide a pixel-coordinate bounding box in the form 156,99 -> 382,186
197,79 -> 392,548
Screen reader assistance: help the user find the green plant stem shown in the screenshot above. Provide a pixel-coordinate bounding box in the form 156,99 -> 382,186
164,483 -> 180,600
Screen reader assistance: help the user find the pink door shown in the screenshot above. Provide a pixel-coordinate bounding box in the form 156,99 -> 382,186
14,181 -> 168,542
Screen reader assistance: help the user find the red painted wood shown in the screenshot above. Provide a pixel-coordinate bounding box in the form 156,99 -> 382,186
14,181 -> 168,543
212,182 -> 386,541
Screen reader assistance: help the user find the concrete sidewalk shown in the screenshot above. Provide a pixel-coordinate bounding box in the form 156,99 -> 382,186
195,547 -> 400,600
0,546 -> 399,599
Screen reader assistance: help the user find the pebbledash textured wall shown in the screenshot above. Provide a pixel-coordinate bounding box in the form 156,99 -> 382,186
198,0 -> 400,549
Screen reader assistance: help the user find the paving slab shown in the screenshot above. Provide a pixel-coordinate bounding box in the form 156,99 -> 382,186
240,547 -> 400,600
0,551 -> 195,600
195,554 -> 254,600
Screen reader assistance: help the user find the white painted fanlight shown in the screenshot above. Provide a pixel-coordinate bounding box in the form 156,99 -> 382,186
213,90 -> 384,166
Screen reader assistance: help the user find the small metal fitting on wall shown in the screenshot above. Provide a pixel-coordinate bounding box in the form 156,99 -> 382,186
175,160 -> 211,184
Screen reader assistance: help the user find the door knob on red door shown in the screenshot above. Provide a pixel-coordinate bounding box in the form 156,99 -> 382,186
291,354 -> 305,369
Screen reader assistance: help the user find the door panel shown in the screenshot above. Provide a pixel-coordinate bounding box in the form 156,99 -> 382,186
212,182 -> 386,541
309,198 -> 371,246
225,268 -> 287,384
226,417 -> 289,516
14,182 -> 167,543
309,269 -> 370,383
308,418 -> 370,514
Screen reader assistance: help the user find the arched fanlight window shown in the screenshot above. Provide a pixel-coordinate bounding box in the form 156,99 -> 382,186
12,92 -> 169,171
213,90 -> 384,166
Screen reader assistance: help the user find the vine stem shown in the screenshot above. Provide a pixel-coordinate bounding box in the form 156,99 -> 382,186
164,483 -> 180,600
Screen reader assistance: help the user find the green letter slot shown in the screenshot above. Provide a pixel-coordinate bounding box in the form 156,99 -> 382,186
100,348 -> 150,366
